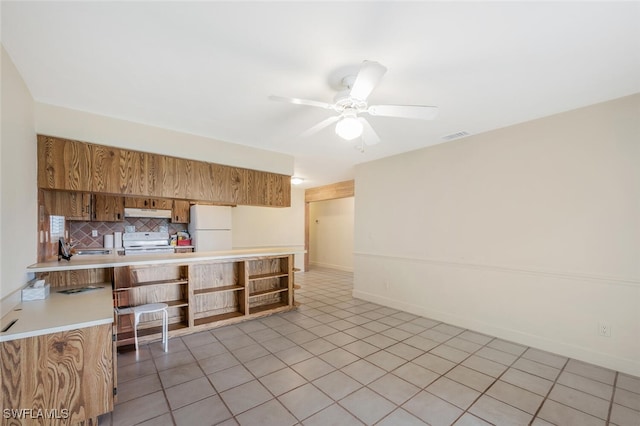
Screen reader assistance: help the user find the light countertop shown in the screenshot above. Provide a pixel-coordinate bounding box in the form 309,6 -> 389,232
28,246 -> 305,272
0,284 -> 114,342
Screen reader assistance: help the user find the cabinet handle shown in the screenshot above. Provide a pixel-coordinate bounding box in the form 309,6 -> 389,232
117,213 -> 121,220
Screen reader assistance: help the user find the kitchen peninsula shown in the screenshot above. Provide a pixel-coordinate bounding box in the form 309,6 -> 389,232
1,247 -> 301,425
27,247 -> 303,345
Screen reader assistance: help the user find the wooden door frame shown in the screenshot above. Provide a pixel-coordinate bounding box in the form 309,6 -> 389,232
304,180 -> 355,271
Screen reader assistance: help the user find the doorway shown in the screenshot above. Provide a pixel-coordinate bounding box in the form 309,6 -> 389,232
308,197 -> 354,271
304,180 -> 355,271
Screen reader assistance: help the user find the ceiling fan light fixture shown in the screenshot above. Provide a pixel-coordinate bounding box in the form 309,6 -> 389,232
335,116 -> 363,140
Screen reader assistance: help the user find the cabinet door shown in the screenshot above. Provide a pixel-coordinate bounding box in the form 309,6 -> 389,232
120,150 -> 146,196
172,200 -> 190,223
211,164 -> 246,205
267,174 -> 291,207
146,152 -> 166,198
160,156 -> 176,199
246,169 -> 269,206
150,198 -> 172,209
91,144 -> 120,194
124,197 -> 149,208
94,194 -> 124,222
38,136 -> 92,191
43,190 -> 91,221
0,324 -> 114,423
191,161 -> 213,202
173,158 -> 195,200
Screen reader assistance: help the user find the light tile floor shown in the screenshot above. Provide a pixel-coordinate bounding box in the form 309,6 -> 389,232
100,267 -> 640,426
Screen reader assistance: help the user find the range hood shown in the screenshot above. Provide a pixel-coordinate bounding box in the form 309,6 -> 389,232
124,207 -> 172,219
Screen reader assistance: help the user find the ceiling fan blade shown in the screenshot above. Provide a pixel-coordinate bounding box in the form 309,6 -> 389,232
349,61 -> 387,100
367,104 -> 439,120
268,95 -> 333,110
300,115 -> 340,138
358,117 -> 381,145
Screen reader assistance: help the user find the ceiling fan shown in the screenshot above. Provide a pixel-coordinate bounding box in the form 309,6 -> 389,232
269,60 -> 439,150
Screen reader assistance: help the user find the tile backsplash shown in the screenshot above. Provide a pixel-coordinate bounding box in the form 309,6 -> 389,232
70,218 -> 187,248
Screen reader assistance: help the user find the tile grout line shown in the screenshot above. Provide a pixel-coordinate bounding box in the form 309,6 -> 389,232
451,337 -> 530,426
528,356 -> 570,426
606,371 -> 618,426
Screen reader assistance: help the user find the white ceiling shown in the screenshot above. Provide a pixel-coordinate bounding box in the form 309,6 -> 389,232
2,1 -> 639,188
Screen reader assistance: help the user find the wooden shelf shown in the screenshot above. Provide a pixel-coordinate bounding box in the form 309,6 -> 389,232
248,271 -> 288,281
248,287 -> 288,299
194,311 -> 244,326
193,285 -> 244,295
116,322 -> 188,344
114,278 -> 188,291
115,299 -> 189,313
249,301 -> 288,314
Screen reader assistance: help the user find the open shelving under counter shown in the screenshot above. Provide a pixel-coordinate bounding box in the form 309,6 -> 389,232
26,247 -> 304,348
246,255 -> 293,315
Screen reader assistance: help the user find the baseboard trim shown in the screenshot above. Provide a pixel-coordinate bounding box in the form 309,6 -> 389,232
309,261 -> 353,273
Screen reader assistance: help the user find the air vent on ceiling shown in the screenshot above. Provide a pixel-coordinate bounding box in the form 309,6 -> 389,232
442,131 -> 471,141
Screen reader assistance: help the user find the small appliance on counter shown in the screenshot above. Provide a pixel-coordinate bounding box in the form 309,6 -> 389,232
122,232 -> 175,255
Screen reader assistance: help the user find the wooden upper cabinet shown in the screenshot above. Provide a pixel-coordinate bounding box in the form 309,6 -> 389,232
172,158 -> 187,199
90,144 -> 120,194
159,156 -> 176,199
172,200 -> 190,223
93,194 -> 124,222
38,136 -> 91,191
212,164 -> 246,205
193,161 -> 213,202
120,150 -> 146,196
125,197 -> 172,209
177,158 -> 213,201
246,169 -> 269,206
146,153 -> 174,198
36,136 -> 291,207
268,174 -> 291,207
43,190 -> 91,221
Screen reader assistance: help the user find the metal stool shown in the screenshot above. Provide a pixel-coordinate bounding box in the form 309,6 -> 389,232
130,303 -> 169,352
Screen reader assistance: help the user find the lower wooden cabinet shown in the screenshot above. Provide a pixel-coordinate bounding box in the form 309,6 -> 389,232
0,324 -> 114,425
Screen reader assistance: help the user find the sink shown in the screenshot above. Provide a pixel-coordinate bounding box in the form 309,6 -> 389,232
74,249 -> 112,256
58,285 -> 105,295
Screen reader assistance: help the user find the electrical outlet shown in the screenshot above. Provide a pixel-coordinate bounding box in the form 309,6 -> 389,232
91,229 -> 98,237
598,322 -> 612,337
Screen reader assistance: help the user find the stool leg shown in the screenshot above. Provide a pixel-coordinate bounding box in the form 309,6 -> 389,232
163,308 -> 168,352
134,312 -> 140,352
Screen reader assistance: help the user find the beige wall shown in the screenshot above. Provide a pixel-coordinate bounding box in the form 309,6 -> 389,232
232,188 -> 305,270
35,103 -> 293,176
1,45 -> 37,312
354,94 -> 640,376
309,197 -> 354,272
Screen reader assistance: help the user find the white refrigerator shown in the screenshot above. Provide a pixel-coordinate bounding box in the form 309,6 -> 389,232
188,205 -> 232,251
